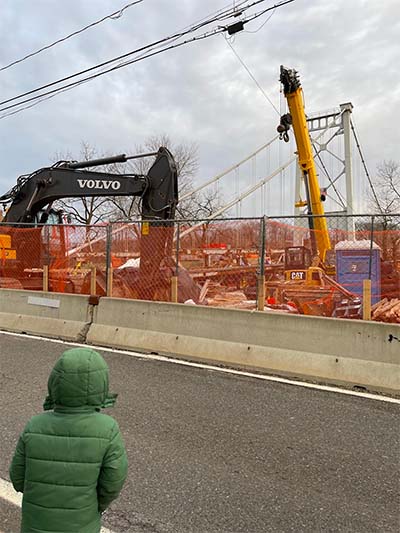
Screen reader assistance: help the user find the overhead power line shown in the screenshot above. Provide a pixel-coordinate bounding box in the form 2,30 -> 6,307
0,32 -> 222,119
0,1 -> 144,73
0,0 -> 295,119
0,0 -> 274,108
245,6 -> 276,32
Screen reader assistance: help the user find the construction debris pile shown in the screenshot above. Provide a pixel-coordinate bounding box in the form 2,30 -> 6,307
372,298 -> 400,323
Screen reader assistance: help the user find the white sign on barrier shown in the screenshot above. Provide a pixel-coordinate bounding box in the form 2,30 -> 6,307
27,296 -> 60,309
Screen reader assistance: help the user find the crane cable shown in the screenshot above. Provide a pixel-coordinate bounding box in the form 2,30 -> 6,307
223,34 -> 280,115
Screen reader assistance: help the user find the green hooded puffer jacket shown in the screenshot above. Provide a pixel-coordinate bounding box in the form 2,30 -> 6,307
9,348 -> 128,533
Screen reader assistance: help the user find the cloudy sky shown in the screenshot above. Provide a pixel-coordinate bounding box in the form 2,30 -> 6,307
0,0 -> 399,217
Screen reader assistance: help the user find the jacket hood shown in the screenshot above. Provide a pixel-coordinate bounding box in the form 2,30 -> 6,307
43,348 -> 117,411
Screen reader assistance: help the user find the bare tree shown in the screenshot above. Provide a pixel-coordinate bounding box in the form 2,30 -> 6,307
53,142 -> 115,225
179,187 -> 225,219
109,134 -> 225,222
107,134 -> 199,221
364,160 -> 400,262
369,160 -> 400,227
54,136 -> 224,224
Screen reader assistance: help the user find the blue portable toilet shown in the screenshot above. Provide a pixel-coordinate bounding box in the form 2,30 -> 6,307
335,240 -> 381,304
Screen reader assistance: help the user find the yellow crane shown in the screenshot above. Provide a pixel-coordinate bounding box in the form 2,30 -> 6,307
277,65 -> 331,277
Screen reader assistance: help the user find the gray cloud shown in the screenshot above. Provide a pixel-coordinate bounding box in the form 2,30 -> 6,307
0,0 -> 399,216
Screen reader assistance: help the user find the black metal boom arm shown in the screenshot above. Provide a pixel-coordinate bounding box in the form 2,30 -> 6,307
2,147 -> 178,223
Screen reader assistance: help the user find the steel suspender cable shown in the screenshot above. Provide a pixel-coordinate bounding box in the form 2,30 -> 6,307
311,143 -> 347,209
350,119 -> 383,214
180,136 -> 279,202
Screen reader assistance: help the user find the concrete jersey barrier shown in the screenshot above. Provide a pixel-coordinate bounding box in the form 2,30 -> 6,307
0,289 -> 398,394
0,289 -> 93,341
88,298 -> 400,394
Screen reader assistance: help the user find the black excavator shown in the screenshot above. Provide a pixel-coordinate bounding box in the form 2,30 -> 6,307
0,147 -> 199,301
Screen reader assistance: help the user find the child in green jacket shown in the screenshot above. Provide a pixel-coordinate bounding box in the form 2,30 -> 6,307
10,347 -> 128,533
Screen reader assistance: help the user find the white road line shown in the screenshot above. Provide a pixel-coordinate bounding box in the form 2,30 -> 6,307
0,477 -> 114,533
1,329 -> 399,405
0,478 -> 21,508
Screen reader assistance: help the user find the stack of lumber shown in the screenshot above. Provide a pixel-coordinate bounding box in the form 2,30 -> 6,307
208,290 -> 250,308
372,298 -> 400,323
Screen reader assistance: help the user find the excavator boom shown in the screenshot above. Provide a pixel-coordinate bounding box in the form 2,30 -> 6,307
2,147 -> 177,223
0,147 -> 178,300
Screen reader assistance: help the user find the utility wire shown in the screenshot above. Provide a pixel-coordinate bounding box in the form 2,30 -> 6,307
0,1 -> 144,73
0,0 -> 295,118
0,29 -> 222,117
0,30 -> 220,119
244,7 -> 276,32
0,0 -> 294,115
0,0 -> 265,108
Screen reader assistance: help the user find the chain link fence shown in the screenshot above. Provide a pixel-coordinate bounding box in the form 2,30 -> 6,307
1,215 -> 399,322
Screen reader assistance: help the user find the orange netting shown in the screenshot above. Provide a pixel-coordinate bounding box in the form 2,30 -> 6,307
0,216 -> 399,322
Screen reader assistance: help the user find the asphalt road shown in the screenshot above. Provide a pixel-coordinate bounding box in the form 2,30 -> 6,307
0,332 -> 399,533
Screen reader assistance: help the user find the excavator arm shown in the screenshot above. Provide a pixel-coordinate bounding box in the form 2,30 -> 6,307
2,146 -> 177,223
0,147 -> 178,299
278,66 -> 331,263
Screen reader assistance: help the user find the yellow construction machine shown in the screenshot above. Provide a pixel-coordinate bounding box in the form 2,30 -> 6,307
277,65 -> 333,283
275,66 -> 360,317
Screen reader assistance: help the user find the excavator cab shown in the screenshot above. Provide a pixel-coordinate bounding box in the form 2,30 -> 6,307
0,210 -> 65,291
34,208 -> 64,226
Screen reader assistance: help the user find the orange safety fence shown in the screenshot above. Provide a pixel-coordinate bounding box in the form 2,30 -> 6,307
1,215 -> 399,322
109,222 -> 176,302
264,219 -> 400,296
177,219 -> 262,308
264,217 -> 400,322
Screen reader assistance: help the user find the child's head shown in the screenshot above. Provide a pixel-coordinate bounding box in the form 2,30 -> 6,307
43,347 -> 117,411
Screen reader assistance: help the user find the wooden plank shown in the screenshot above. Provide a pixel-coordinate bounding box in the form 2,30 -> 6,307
362,279 -> 372,320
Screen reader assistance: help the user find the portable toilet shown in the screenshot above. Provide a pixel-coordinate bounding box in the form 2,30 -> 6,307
335,240 -> 381,304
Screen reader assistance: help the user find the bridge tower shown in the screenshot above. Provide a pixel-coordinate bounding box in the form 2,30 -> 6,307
295,102 -> 355,232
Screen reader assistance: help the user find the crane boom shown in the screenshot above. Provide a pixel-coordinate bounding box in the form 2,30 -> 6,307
278,66 -> 331,263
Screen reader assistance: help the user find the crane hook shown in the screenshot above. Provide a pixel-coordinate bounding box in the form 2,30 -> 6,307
277,113 -> 292,143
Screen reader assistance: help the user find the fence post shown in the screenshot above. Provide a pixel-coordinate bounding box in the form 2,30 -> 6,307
107,267 -> 113,297
42,265 -> 49,292
43,225 -> 50,291
105,223 -> 113,297
90,266 -> 97,295
171,222 -> 179,303
257,216 -> 266,311
368,215 -> 375,280
363,215 -> 375,320
363,280 -> 372,320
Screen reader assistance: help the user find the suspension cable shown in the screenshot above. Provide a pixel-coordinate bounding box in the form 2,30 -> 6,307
350,118 -> 383,213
